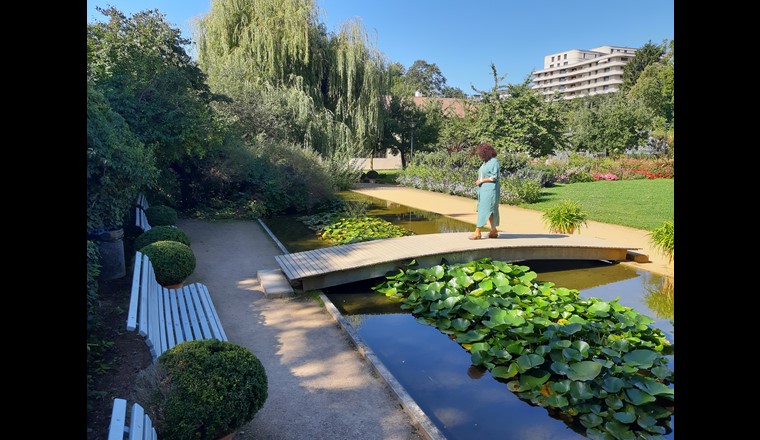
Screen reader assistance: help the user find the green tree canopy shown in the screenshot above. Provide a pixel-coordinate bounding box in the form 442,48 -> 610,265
566,93 -> 655,155
194,0 -> 389,156
470,64 -> 566,156
87,84 -> 157,230
621,41 -> 666,92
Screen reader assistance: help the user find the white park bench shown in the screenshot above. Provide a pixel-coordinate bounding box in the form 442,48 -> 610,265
127,251 -> 228,361
135,194 -> 151,231
107,398 -> 157,440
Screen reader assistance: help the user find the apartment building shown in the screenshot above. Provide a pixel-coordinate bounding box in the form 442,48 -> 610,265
531,45 -> 637,100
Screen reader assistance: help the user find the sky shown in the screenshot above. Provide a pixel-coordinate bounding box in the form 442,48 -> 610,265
86,0 -> 674,94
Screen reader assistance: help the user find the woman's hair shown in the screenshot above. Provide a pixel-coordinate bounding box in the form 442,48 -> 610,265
475,143 -> 497,161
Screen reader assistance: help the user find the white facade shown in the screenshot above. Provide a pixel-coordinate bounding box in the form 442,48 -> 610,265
531,45 -> 637,100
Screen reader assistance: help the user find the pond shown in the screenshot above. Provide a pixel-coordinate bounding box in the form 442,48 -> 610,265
262,192 -> 674,440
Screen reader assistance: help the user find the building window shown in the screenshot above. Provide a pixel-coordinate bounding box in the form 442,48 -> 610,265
560,78 -> 566,82
564,62 -> 568,65
604,67 -> 610,72
621,57 -> 628,61
603,85 -> 609,90
551,56 -> 555,62
564,54 -> 567,59
603,76 -> 609,81
594,79 -> 598,83
560,69 -> 566,74
550,64 -> 553,68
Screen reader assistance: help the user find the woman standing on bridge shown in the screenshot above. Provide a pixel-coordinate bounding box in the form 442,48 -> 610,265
469,143 -> 500,240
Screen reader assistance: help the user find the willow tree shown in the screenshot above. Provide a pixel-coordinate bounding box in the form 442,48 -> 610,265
194,0 -> 389,157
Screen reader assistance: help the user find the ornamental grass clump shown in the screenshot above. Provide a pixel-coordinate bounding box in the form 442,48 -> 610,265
649,220 -> 674,263
542,199 -> 589,234
134,339 -> 268,440
145,205 -> 178,226
140,240 -> 196,286
134,225 -> 191,251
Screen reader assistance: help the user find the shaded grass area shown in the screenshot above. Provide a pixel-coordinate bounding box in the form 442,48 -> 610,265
518,179 -> 674,231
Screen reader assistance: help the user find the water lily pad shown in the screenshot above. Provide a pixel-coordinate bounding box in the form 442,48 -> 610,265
604,420 -> 635,439
600,376 -> 627,393
562,348 -> 583,362
624,388 -> 656,405
569,381 -> 594,400
559,323 -> 583,335
550,361 -> 569,375
461,298 -> 488,317
566,361 -> 603,381
516,353 -> 545,372
588,301 -> 611,316
605,394 -> 624,410
613,410 -> 636,423
450,318 -> 471,331
580,413 -> 604,428
572,340 -> 590,356
492,363 -> 519,379
585,427 -> 615,440
636,413 -> 658,428
519,369 -> 550,390
456,329 -> 488,343
622,349 -> 659,368
650,366 -> 673,381
545,394 -> 569,408
631,376 -> 674,396
550,379 -> 571,393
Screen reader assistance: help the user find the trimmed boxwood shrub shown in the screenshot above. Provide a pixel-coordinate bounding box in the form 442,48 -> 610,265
145,205 -> 178,226
140,240 -> 196,286
135,339 -> 268,440
134,226 -> 191,251
365,169 -> 379,179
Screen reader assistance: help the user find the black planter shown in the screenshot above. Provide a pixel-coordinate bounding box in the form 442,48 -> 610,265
88,227 -> 126,280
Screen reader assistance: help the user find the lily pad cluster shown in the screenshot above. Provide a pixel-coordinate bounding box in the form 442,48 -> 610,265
373,258 -> 674,439
299,212 -> 413,245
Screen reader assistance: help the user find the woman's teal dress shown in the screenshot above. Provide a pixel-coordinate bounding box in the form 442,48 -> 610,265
476,157 -> 500,228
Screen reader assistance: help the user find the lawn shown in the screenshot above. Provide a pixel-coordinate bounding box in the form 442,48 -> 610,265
518,179 -> 674,231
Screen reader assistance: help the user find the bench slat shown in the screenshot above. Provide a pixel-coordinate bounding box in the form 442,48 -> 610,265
175,288 -> 195,343
162,288 -> 176,352
107,398 -> 128,440
196,283 -> 228,341
168,290 -> 185,348
127,252 -> 143,331
181,285 -> 205,340
138,254 -> 150,337
155,286 -> 168,359
128,402 -> 146,440
187,284 -> 213,339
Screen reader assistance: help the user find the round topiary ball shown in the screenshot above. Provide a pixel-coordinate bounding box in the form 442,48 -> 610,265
145,205 -> 178,227
135,339 -> 269,440
134,226 -> 191,251
365,169 -> 379,179
140,240 -> 196,286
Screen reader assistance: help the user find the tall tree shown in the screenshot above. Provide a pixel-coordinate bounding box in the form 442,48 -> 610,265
405,60 -> 448,97
88,6 -> 226,209
621,41 -> 666,92
194,0 -> 389,156
470,64 -> 566,156
567,93 -> 655,155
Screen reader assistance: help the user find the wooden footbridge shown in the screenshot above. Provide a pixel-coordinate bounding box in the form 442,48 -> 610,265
274,232 -> 643,291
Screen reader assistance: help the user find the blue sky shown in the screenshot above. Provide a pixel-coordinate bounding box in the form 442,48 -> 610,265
87,0 -> 674,94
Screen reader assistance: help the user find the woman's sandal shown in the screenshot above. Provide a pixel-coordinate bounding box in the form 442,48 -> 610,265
488,230 -> 499,238
468,233 -> 482,240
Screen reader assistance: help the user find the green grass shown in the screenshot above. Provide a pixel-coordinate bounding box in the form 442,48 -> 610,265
518,179 -> 674,231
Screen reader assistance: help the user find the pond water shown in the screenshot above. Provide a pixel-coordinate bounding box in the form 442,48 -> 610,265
263,191 -> 674,440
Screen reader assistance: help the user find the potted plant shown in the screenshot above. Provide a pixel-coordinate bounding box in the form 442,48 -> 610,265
648,220 -> 674,263
134,225 -> 192,251
140,240 -> 196,288
542,199 -> 589,234
134,339 -> 269,440
145,205 -> 178,226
